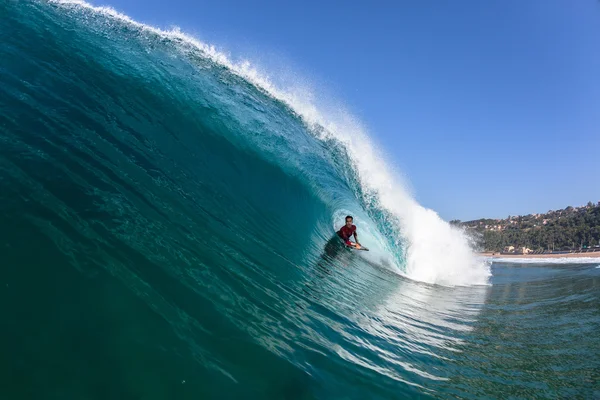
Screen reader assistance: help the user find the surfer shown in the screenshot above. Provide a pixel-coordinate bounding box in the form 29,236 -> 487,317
337,215 -> 362,249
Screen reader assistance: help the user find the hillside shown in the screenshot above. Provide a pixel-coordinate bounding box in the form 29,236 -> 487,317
450,202 -> 600,253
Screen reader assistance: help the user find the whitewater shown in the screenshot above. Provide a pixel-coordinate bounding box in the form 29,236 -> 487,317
1,1 -> 598,399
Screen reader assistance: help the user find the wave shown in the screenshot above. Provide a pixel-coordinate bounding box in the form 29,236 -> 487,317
42,0 -> 490,286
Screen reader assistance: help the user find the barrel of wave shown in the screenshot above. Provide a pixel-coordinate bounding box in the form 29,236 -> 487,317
330,209 -> 398,268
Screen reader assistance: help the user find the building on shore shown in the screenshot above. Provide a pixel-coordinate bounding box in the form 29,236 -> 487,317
502,245 -> 532,255
515,247 -> 532,255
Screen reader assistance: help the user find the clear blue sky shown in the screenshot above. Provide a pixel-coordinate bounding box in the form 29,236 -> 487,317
89,0 -> 600,221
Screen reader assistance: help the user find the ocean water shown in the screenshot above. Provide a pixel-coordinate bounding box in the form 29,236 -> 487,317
1,1 -> 599,399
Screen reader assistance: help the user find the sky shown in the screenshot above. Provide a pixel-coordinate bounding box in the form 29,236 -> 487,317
86,0 -> 600,221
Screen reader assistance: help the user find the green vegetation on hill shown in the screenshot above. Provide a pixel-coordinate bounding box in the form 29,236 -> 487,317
451,202 -> 600,252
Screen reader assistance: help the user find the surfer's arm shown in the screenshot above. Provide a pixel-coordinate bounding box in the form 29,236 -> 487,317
353,232 -> 360,245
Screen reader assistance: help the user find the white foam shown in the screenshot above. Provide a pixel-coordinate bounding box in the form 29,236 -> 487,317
47,0 -> 491,286
488,257 -> 600,265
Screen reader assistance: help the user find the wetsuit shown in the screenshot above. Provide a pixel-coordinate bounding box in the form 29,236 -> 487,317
337,225 -> 356,245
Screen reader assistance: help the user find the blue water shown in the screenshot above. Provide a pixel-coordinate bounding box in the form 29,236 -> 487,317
1,1 -> 599,398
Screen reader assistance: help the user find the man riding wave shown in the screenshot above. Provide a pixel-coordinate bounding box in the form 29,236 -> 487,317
337,215 -> 362,249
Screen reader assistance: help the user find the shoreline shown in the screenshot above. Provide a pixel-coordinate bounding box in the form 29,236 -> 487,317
479,251 -> 600,259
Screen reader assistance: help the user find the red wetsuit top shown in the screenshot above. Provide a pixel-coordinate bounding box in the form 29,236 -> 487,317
337,225 -> 356,244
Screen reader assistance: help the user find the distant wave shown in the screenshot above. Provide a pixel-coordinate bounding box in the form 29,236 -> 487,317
489,257 -> 600,264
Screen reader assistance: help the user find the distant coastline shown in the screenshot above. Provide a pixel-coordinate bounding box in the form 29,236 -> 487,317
480,251 -> 600,259
454,202 -> 599,254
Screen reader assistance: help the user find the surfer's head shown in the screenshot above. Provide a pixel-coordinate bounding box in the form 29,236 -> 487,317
345,215 -> 353,227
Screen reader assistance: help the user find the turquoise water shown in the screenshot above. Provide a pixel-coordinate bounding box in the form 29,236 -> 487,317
1,1 -> 599,398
